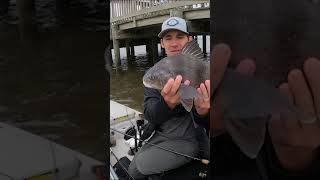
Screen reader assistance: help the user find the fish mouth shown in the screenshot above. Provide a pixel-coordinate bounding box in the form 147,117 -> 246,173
143,80 -> 154,89
143,80 -> 162,90
143,80 -> 150,88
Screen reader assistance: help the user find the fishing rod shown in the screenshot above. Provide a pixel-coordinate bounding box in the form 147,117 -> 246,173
110,127 -> 210,165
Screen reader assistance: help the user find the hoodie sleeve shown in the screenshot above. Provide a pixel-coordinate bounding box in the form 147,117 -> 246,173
143,86 -> 176,125
192,107 -> 210,132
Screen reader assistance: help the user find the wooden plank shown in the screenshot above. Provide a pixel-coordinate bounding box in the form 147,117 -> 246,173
116,0 -> 119,17
184,8 -> 210,20
118,14 -> 169,30
116,31 -> 157,39
110,1 -> 113,18
120,0 -> 123,17
118,1 -> 120,17
129,0 -> 132,14
127,0 -> 129,14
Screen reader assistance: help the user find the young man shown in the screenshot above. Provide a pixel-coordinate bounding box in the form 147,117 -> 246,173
128,17 -> 210,179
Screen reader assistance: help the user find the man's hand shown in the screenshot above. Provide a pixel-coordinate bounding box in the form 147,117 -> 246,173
194,80 -> 210,116
269,58 -> 320,171
161,75 -> 189,109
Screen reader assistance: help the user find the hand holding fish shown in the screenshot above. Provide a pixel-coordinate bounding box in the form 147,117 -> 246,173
143,40 -> 209,112
161,75 -> 190,109
268,58 -> 320,171
194,80 -> 210,116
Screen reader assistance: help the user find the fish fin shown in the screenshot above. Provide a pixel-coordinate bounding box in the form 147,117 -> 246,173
223,117 -> 267,159
215,69 -> 297,119
181,39 -> 205,60
179,84 -> 199,99
180,98 -> 194,112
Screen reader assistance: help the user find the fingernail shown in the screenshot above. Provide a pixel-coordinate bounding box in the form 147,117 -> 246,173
288,69 -> 302,81
304,57 -> 320,72
213,43 -> 231,56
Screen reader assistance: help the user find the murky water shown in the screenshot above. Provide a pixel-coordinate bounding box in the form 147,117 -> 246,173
0,0 -> 108,162
110,55 -> 153,112
110,36 -> 211,112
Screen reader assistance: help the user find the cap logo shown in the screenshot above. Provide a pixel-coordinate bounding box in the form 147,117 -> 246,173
167,18 -> 179,26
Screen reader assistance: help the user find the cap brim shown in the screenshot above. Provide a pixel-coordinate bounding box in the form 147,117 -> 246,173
158,28 -> 189,38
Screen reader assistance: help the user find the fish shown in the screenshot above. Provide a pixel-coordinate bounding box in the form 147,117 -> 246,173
213,69 -> 316,158
143,39 -> 210,112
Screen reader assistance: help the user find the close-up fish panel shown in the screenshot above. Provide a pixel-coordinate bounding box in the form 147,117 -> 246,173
211,0 -> 320,179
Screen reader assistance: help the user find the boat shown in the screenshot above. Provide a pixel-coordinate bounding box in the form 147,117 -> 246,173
0,122 -> 105,179
109,100 -> 210,180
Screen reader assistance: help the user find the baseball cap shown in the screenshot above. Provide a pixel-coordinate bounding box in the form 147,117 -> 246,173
158,17 -> 189,38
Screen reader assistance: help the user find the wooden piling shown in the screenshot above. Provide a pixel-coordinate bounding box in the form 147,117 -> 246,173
202,35 -> 207,56
112,24 -> 121,66
130,45 -> 135,57
146,41 -> 151,57
150,38 -> 158,64
125,40 -> 131,60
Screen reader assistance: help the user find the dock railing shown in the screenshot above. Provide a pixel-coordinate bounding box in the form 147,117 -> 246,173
110,0 -> 209,25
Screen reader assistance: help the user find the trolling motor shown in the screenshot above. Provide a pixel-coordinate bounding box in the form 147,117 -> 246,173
124,113 -> 146,155
136,114 -> 147,148
124,126 -> 137,155
135,114 -> 158,148
124,113 -> 158,156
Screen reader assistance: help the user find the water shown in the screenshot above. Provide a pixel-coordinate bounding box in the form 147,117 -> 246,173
110,55 -> 152,112
110,36 -> 211,112
0,0 -> 108,162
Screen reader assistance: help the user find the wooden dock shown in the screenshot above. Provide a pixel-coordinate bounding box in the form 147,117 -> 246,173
110,0 -> 210,66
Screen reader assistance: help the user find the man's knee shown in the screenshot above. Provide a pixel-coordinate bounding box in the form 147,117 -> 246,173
128,158 -> 146,179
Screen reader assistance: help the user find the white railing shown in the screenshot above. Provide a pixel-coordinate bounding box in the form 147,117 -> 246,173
111,0 -> 181,18
110,0 -> 209,24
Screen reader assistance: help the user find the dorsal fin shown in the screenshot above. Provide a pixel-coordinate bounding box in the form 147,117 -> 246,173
180,39 -> 205,60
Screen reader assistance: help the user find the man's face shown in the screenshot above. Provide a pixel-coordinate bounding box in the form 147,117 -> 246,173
160,30 -> 191,57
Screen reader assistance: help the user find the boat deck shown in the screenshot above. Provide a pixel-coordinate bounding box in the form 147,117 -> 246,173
110,100 -> 142,166
0,122 -> 102,179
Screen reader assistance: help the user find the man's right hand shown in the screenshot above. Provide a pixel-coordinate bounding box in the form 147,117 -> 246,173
161,75 -> 188,109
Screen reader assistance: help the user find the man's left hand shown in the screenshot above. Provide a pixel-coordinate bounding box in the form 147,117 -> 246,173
269,58 -> 320,171
194,80 -> 210,116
